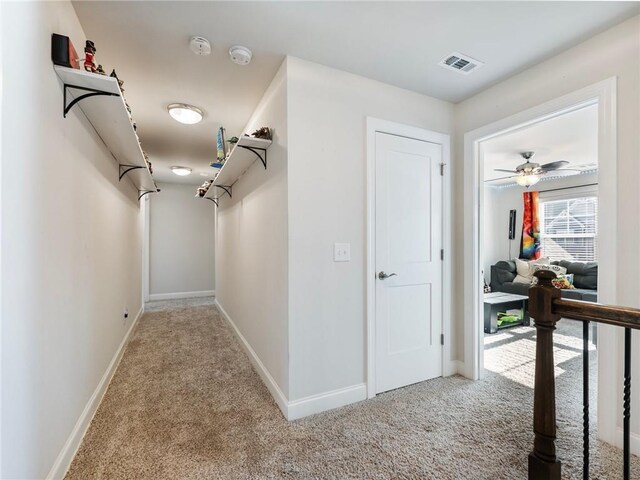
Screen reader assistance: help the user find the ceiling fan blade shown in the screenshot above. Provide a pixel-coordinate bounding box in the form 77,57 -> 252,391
494,169 -> 517,173
539,160 -> 569,171
485,174 -> 518,183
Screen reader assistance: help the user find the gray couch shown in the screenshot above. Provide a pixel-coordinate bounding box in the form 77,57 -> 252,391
490,260 -> 598,302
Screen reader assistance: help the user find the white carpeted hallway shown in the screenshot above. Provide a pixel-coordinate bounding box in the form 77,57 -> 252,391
65,298 -> 638,479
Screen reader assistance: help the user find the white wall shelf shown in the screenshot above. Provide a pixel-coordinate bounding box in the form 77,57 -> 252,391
204,136 -> 272,202
54,66 -> 159,200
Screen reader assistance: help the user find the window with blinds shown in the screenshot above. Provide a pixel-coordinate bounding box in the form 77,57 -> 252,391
539,196 -> 598,262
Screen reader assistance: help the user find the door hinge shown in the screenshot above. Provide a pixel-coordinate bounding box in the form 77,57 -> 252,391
440,334 -> 444,346
440,163 -> 445,176
440,249 -> 444,261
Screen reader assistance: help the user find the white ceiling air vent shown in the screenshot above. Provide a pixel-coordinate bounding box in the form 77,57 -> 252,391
439,52 -> 484,75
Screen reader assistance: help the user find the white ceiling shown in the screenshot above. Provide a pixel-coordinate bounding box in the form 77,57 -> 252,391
482,104 -> 598,187
72,1 -> 638,185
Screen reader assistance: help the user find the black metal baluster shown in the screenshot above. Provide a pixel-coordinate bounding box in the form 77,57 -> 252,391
583,321 -> 590,480
623,327 -> 631,480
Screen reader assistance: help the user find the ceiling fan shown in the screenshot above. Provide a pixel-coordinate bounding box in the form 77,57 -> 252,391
491,151 -> 578,187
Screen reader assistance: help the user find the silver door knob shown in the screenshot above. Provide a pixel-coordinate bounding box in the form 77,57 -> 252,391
378,271 -> 398,280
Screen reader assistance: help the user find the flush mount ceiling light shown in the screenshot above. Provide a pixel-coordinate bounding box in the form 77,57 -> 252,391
167,103 -> 203,125
170,166 -> 192,176
229,45 -> 252,66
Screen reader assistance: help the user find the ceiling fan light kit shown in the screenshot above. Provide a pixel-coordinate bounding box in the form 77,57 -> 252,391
515,173 -> 541,187
490,151 -> 574,187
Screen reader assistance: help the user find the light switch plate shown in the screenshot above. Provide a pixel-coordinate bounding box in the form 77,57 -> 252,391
334,243 -> 351,262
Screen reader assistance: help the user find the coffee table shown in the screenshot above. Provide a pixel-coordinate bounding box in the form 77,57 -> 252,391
484,292 -> 530,334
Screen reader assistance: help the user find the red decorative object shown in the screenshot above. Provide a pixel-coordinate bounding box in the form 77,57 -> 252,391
84,40 -> 96,73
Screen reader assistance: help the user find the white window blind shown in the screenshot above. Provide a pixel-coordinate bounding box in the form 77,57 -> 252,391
539,196 -> 598,262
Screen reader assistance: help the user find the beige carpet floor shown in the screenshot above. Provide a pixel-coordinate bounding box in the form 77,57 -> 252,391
66,298 -> 639,479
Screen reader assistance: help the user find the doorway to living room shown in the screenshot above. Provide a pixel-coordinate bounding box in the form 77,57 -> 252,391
463,79 -> 618,448
480,104 -> 599,391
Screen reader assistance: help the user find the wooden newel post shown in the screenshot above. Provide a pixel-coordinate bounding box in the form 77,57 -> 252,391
528,270 -> 562,480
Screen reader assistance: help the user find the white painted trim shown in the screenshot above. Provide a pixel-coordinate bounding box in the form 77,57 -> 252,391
214,300 -> 289,419
148,290 -> 215,301
615,427 -> 640,456
443,360 -> 463,377
47,306 -> 144,480
288,384 -> 367,421
142,195 -> 150,303
463,78 -> 618,444
365,117 -> 452,399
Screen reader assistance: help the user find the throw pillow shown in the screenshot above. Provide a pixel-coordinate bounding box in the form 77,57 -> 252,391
531,264 -> 568,284
552,273 -> 575,289
513,257 -> 550,284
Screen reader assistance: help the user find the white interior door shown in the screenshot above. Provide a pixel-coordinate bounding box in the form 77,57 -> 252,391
375,132 -> 443,394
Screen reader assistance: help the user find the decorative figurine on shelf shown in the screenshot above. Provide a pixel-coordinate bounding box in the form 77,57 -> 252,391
227,136 -> 239,145
196,180 -> 212,198
110,69 -> 125,92
95,64 -> 106,75
216,127 -> 226,161
250,127 -> 271,140
143,152 -> 152,174
83,40 -> 97,73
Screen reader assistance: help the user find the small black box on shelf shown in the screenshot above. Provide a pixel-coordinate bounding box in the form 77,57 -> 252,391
52,33 -> 71,67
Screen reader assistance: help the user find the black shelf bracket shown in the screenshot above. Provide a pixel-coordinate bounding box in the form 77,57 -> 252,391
205,197 -> 219,207
138,188 -> 160,201
213,185 -> 232,198
63,83 -> 119,118
119,164 -> 145,181
237,145 -> 268,170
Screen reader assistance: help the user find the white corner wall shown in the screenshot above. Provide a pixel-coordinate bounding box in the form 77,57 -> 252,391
1,2 -> 145,478
286,57 -> 455,402
456,15 -> 640,449
215,59 -> 290,406
149,182 -> 214,300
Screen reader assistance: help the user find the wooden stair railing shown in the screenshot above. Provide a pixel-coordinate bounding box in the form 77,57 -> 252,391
528,270 -> 640,480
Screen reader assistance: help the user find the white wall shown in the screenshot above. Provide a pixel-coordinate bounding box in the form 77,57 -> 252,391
149,182 -> 214,299
286,57 -> 454,401
482,172 -> 599,282
1,2 -> 145,478
456,15 -> 639,448
215,60 -> 290,399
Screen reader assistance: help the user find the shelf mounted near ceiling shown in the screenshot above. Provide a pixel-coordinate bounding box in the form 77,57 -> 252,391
212,185 -> 232,199
62,83 -> 120,118
119,164 -> 145,181
138,188 -> 160,201
236,145 -> 268,170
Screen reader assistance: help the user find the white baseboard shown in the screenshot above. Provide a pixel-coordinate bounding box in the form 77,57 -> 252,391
214,301 -> 375,421
614,427 -> 640,456
443,360 -> 463,377
148,290 -> 215,301
47,306 -> 144,480
288,383 -> 367,420
214,300 -> 289,418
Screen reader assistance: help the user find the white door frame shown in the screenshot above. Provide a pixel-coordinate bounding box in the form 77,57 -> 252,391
366,117 -> 452,399
462,78 -> 618,445
142,194 -> 150,304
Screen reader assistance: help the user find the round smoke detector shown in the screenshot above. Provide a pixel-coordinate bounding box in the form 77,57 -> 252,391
190,36 -> 211,56
229,45 -> 252,66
